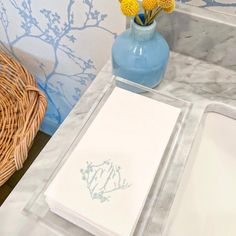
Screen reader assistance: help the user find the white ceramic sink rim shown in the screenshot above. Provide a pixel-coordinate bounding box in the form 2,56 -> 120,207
164,103 -> 236,236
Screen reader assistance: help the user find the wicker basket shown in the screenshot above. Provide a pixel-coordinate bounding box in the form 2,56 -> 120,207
0,51 -> 47,187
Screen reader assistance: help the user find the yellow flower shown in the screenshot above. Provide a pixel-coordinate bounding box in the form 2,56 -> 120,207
158,0 -> 175,9
163,0 -> 175,13
121,0 -> 139,16
142,0 -> 158,10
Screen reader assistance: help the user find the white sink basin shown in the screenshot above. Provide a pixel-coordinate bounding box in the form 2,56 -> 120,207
165,105 -> 236,236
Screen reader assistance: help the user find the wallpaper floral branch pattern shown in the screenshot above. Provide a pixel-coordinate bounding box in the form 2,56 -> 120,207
0,0 -> 124,134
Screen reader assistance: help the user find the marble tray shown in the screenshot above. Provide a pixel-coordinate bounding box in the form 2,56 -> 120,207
23,77 -> 190,236
162,103 -> 236,236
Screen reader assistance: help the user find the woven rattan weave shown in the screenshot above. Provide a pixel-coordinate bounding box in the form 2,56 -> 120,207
0,52 -> 47,186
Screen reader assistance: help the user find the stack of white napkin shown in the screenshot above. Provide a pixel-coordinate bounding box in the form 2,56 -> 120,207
45,87 -> 180,236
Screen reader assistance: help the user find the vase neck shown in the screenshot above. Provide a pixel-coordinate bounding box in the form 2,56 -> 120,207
131,20 -> 156,42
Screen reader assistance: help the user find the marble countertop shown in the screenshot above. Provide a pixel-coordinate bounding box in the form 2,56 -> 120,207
1,52 -> 236,236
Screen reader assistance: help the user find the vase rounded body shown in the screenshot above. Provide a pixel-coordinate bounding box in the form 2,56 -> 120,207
112,19 -> 169,90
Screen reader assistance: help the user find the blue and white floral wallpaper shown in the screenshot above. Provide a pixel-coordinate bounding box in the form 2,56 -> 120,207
177,0 -> 236,16
0,0 -> 124,135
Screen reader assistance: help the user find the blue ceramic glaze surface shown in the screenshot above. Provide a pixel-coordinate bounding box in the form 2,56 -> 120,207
112,18 -> 169,90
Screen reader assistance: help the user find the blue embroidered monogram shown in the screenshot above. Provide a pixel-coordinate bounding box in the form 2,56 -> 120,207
80,160 -> 131,203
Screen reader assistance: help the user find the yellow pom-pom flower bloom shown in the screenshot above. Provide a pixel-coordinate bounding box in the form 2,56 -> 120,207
158,0 -> 175,9
163,0 -> 175,13
121,0 -> 140,17
142,0 -> 158,11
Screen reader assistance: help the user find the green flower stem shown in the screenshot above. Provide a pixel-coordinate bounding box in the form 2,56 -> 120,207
148,10 -> 152,18
144,10 -> 148,24
147,8 -> 162,25
147,10 -> 152,24
135,15 -> 144,26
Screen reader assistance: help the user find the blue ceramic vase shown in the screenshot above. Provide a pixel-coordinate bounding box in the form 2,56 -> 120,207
112,17 -> 169,90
